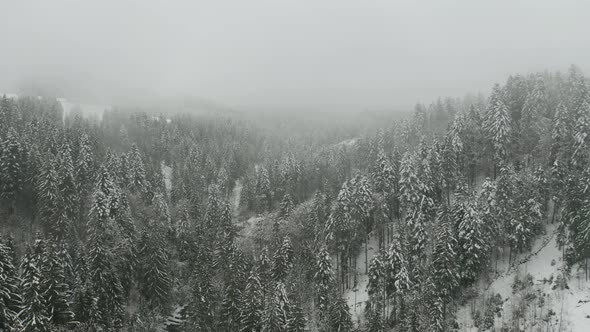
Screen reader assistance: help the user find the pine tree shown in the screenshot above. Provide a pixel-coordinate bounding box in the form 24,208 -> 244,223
94,165 -> 120,218
75,133 -> 94,193
36,155 -> 62,236
431,206 -> 459,299
551,102 -> 573,162
441,135 -> 458,203
204,187 -> 222,239
280,193 -> 294,218
484,83 -> 512,168
366,251 -> 387,332
256,165 -> 272,211
43,243 -> 75,326
326,295 -> 353,332
573,99 -> 590,163
454,192 -> 487,284
272,237 -> 294,282
0,237 -> 22,330
521,74 -> 548,157
57,143 -> 78,224
0,95 -> 14,131
259,245 -> 273,291
138,231 -> 171,311
240,269 -> 264,332
128,143 -> 146,191
286,291 -> 306,332
399,152 -> 422,207
1,127 -> 26,200
220,242 -> 246,331
384,233 -> 412,296
262,282 -> 289,332
314,246 -> 334,316
87,190 -> 124,328
19,241 -> 50,332
186,271 -> 215,331
372,150 -> 396,194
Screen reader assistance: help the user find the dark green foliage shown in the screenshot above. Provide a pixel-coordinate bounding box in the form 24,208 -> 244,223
314,246 -> 334,316
272,237 -> 294,282
19,241 -> 50,332
262,282 -> 288,332
286,292 -> 306,332
0,237 -> 22,330
240,270 -> 264,332
43,243 -> 76,326
0,127 -> 26,200
1,67 -> 590,332
87,189 -> 124,328
326,295 -> 353,332
138,231 -> 171,311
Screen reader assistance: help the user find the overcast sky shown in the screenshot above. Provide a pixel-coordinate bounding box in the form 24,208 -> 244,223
1,0 -> 589,111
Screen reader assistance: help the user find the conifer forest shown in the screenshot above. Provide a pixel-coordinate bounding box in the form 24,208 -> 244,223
1,65 -> 590,332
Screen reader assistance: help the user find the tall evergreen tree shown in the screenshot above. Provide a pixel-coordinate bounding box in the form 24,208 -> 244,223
240,269 -> 264,332
484,84 -> 512,171
137,230 -> 171,311
43,243 -> 75,326
19,241 -> 50,332
272,237 -> 294,282
87,190 -> 124,328
0,238 -> 22,330
314,246 -> 334,316
1,127 -> 26,200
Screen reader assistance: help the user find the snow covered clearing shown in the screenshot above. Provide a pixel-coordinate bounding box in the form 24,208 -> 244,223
456,224 -> 590,332
344,232 -> 380,324
161,161 -> 172,196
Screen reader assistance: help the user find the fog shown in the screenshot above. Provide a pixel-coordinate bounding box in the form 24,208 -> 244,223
1,0 -> 589,112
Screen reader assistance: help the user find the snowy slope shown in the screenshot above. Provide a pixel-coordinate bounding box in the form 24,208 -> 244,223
456,224 -> 590,332
344,233 -> 380,324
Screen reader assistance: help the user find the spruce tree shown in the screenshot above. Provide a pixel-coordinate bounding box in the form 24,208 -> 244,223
0,238 -> 22,330
43,243 -> 75,326
399,152 -> 422,207
280,193 -> 294,218
484,83 -> 512,169
1,127 -> 26,200
431,206 -> 459,300
454,192 -> 487,284
128,143 -> 146,191
262,282 -> 288,332
19,241 -> 50,332
37,155 -> 62,236
272,237 -> 294,282
313,246 -> 334,316
220,242 -> 246,331
326,295 -> 353,332
137,230 -> 171,311
240,269 -> 264,332
286,291 -> 306,332
186,271 -> 215,331
87,190 -> 124,328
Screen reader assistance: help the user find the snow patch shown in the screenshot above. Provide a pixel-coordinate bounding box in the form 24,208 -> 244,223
161,161 -> 172,196
456,224 -> 590,332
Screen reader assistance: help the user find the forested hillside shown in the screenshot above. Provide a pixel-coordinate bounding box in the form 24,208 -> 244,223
1,65 -> 590,332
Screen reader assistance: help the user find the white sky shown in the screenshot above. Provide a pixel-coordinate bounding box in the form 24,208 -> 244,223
1,0 -> 589,111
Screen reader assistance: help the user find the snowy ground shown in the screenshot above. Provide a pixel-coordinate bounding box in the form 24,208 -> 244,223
231,179 -> 242,217
344,232 -> 380,324
161,162 -> 173,197
456,224 -> 590,332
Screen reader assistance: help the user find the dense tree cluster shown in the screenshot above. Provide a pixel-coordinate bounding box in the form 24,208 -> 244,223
0,65 -> 589,331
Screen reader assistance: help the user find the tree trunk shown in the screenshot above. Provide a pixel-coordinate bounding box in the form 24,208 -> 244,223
365,234 -> 369,274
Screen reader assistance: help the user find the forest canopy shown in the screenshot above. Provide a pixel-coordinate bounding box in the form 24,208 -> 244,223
0,65 -> 590,331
